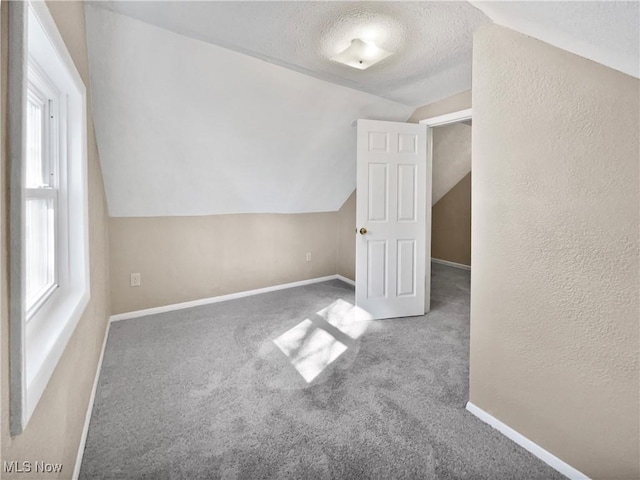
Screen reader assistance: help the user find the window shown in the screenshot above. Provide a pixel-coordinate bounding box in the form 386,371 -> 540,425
9,1 -> 89,435
25,63 -> 60,317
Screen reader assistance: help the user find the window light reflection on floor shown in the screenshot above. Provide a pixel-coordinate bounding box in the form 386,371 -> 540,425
316,299 -> 371,339
273,319 -> 347,383
273,300 -> 372,383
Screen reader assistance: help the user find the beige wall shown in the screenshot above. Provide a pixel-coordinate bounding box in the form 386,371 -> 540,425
432,173 -> 471,266
110,213 -> 338,314
471,24 -> 639,479
336,190 -> 356,281
1,2 -> 111,479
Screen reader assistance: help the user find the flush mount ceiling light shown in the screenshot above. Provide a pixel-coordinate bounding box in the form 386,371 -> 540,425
331,38 -> 393,70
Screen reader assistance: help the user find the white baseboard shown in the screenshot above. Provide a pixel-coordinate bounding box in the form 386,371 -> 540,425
335,274 -> 355,287
431,257 -> 471,271
73,321 -> 111,480
110,275 -> 353,322
465,402 -> 590,480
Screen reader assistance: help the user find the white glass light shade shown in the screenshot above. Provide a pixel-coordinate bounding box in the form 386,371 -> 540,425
331,38 -> 393,70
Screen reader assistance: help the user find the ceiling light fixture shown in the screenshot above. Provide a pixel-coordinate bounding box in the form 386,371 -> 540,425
331,39 -> 393,70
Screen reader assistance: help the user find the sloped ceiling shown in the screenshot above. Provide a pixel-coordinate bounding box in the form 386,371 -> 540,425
86,2 -> 639,217
472,1 -> 639,78
85,6 -> 413,217
471,0 -> 640,78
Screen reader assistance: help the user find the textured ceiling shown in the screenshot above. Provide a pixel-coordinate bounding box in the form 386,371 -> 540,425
85,6 -> 413,217
92,1 -> 640,108
91,1 -> 492,107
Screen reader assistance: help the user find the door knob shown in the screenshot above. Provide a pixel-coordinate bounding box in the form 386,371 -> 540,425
359,227 -> 368,235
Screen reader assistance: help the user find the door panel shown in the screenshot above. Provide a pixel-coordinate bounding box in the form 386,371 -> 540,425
367,240 -> 387,299
356,119 -> 430,320
368,131 -> 389,152
397,239 -> 416,297
368,163 -> 388,222
397,164 -> 417,222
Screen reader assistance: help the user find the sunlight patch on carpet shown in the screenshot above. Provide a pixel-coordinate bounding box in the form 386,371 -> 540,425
316,299 -> 371,339
273,319 -> 347,382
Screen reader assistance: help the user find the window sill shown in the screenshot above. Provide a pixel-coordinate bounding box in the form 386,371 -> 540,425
24,286 -> 90,423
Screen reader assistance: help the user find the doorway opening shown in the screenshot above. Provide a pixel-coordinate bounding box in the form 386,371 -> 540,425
421,109 -> 472,309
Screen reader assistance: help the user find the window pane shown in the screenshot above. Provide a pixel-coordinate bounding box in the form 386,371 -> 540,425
25,197 -> 56,312
26,91 -> 46,188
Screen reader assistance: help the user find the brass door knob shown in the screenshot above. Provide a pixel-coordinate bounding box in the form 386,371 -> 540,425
359,227 -> 368,235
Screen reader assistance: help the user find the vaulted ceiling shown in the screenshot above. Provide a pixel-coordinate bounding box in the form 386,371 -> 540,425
473,1 -> 639,78
85,6 -> 414,217
85,1 -> 639,217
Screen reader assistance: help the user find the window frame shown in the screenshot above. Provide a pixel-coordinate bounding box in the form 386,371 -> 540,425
8,0 -> 90,436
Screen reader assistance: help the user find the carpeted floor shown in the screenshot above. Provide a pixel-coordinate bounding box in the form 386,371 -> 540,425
80,263 -> 564,480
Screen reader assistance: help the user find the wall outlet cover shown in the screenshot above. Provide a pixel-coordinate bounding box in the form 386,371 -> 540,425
130,273 -> 141,287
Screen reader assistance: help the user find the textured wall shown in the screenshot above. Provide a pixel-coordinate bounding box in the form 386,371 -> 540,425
336,190 -> 356,281
471,25 -> 639,479
110,213 -> 338,314
1,2 -> 111,478
432,173 -> 471,266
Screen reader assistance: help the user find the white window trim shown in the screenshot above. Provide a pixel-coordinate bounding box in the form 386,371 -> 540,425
8,0 -> 90,435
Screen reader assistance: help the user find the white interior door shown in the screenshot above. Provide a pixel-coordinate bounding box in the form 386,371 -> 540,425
355,119 -> 430,320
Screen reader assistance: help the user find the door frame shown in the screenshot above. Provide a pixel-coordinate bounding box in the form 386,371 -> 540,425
419,108 -> 472,312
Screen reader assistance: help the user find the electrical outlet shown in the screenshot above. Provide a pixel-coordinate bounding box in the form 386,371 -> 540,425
130,273 -> 141,287
306,252 -> 312,262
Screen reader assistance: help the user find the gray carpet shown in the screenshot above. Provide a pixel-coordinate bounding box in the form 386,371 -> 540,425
80,263 -> 564,480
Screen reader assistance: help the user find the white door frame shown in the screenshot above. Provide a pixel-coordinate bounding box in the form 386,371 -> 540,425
419,108 -> 472,310
419,108 -> 473,129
